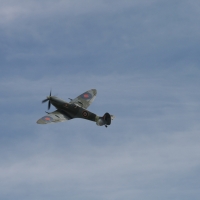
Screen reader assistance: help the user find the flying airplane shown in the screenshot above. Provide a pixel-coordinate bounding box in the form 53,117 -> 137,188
37,89 -> 114,127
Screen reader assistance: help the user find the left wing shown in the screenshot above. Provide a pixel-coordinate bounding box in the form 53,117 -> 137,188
37,110 -> 71,124
69,89 -> 97,109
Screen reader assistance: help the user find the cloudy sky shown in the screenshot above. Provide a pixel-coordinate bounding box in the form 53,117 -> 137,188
1,0 -> 200,199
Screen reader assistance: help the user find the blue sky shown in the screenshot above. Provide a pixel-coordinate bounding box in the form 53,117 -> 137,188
1,0 -> 200,200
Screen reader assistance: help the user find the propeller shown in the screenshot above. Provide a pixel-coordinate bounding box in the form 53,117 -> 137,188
42,90 -> 52,110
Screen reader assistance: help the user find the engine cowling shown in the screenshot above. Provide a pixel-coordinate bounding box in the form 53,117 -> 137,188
96,113 -> 112,127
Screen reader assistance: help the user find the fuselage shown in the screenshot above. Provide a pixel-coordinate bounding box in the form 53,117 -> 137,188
50,96 -> 97,122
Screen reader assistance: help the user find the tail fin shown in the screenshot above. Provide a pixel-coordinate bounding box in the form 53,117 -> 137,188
96,112 -> 115,127
103,112 -> 111,125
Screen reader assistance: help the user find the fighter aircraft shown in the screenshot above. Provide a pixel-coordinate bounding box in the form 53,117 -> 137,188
37,89 -> 114,127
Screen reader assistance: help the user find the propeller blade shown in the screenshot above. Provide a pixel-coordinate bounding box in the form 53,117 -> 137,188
42,90 -> 52,109
48,101 -> 51,110
42,99 -> 49,103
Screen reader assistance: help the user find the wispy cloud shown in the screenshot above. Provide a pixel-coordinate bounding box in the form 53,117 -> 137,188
1,72 -> 200,191
1,0 -> 200,199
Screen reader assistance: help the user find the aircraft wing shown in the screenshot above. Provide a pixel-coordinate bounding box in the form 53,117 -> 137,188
37,110 -> 71,124
69,89 -> 97,109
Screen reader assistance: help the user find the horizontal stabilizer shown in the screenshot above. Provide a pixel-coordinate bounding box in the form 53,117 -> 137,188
96,112 -> 114,127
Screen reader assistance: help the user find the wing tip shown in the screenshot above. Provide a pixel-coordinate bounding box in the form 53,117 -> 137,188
37,119 -> 46,124
91,89 -> 97,95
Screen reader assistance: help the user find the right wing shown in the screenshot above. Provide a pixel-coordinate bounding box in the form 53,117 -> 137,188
69,89 -> 97,109
37,110 -> 71,124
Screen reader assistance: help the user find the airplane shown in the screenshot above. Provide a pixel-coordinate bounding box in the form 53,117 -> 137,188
37,89 -> 114,127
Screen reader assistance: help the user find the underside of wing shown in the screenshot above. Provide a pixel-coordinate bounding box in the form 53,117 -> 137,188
37,110 -> 71,124
69,89 -> 97,109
